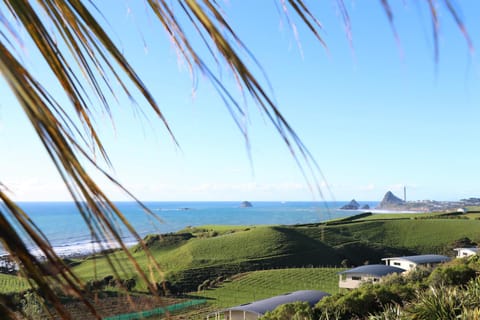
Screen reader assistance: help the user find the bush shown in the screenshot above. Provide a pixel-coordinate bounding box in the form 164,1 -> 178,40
124,278 -> 136,291
316,282 -> 415,320
156,280 -> 177,296
261,302 -> 315,320
20,291 -> 45,320
85,279 -> 105,291
405,285 -> 462,319
460,277 -> 480,308
428,264 -> 476,286
404,266 -> 433,284
368,304 -> 404,320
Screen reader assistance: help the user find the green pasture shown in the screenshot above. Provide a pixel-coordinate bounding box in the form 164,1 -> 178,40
69,215 -> 480,293
178,225 -> 255,235
195,267 -> 343,309
0,273 -> 30,294
2,212 -> 480,298
72,226 -> 302,282
356,212 -> 437,220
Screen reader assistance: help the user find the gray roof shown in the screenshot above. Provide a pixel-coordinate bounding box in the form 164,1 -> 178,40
226,290 -> 330,316
339,264 -> 404,277
382,254 -> 450,264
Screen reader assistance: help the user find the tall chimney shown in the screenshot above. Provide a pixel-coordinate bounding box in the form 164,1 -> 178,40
404,186 -> 406,202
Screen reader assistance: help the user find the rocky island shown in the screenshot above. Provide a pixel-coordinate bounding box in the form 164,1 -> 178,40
240,201 -> 253,208
340,199 -> 360,210
376,191 -> 405,210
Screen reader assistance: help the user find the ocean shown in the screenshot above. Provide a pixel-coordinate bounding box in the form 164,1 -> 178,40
1,201 -> 375,257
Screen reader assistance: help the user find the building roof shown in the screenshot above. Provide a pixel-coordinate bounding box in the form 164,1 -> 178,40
339,264 -> 404,277
225,290 -> 330,316
382,254 -> 450,264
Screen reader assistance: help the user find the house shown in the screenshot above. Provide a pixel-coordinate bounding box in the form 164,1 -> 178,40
382,254 -> 450,271
338,264 -> 404,289
206,290 -> 329,320
454,247 -> 479,258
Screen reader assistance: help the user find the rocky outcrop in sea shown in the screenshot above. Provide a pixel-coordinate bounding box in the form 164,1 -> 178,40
240,201 -> 253,208
340,199 -> 360,210
376,191 -> 405,209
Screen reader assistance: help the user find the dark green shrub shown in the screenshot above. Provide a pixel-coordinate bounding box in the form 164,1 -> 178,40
428,264 -> 476,286
20,291 -> 45,319
124,278 -> 136,291
404,266 -> 433,284
261,302 -> 315,320
316,283 -> 414,319
85,279 -> 105,291
406,285 -> 462,319
156,280 -> 176,296
368,304 -> 404,320
103,275 -> 114,284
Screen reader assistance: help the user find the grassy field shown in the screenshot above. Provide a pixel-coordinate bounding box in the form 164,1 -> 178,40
195,267 -> 343,309
0,273 -> 30,294
66,215 -> 480,295
3,212 -> 480,296
356,212 -> 439,220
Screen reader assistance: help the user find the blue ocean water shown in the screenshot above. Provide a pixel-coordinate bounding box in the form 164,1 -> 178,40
2,201 -> 375,257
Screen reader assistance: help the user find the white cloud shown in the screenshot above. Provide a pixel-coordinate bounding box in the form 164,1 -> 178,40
2,178 -> 71,201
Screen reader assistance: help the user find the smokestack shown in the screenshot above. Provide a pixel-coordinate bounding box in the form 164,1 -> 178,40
404,186 -> 406,202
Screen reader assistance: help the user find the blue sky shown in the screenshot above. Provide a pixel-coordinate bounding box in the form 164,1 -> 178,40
1,1 -> 479,202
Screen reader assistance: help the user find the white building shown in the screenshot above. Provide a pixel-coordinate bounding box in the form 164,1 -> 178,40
338,264 -> 404,289
207,290 -> 329,320
454,247 -> 479,258
382,254 -> 450,271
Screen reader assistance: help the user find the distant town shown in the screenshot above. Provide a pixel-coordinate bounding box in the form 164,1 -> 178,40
341,190 -> 480,212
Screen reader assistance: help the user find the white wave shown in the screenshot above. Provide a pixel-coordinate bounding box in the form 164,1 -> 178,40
1,239 -> 139,259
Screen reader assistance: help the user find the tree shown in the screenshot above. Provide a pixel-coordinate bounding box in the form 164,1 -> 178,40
0,1 -> 473,318
261,301 -> 315,320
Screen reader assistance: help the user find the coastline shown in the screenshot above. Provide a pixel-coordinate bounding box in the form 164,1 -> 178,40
2,201 -> 362,259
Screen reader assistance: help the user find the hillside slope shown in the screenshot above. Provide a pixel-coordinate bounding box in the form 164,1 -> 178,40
71,217 -> 480,292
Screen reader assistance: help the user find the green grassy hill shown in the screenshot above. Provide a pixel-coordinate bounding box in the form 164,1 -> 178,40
69,215 -> 480,293
72,226 -> 342,291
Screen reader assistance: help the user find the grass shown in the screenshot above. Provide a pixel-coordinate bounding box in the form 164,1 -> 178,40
194,267 -> 344,310
178,225 -> 254,235
0,273 -> 30,294
357,212 -> 439,220
4,212 -> 479,295
464,212 -> 480,219
69,216 -> 480,292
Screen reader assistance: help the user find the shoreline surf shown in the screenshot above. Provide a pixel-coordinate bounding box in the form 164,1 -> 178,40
1,201 -> 377,258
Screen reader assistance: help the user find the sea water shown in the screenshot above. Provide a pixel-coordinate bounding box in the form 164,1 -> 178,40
1,201 -> 375,257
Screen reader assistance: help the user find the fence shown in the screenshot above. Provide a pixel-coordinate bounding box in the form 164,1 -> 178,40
103,299 -> 207,320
